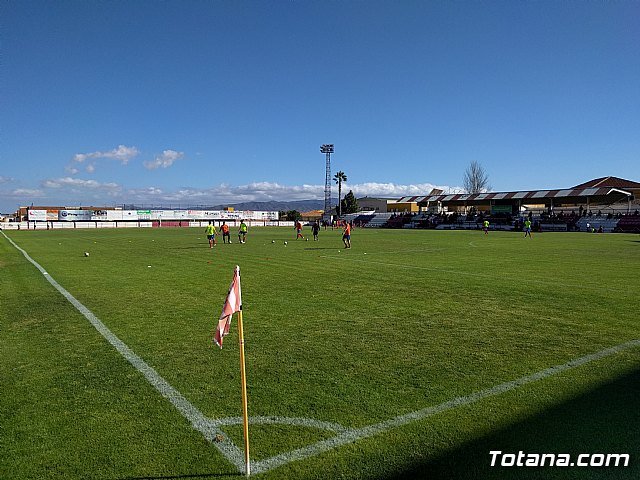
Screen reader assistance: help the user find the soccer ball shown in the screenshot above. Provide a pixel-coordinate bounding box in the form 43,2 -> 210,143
284,241 -> 288,246
305,238 -> 308,241
272,240 -> 275,243
84,252 -> 89,257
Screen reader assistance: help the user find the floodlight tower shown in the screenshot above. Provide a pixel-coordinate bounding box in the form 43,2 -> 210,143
320,144 -> 334,215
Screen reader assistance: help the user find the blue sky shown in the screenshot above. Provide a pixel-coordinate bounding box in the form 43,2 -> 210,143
1,0 -> 639,213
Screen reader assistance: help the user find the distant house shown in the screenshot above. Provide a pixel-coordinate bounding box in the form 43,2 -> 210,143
387,201 -> 420,214
356,196 -> 399,213
300,210 -> 324,222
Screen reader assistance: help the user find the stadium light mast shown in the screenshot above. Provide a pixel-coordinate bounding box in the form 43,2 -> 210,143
320,144 -> 334,215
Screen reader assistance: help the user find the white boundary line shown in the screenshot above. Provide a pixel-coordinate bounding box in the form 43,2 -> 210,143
212,416 -> 350,433
1,232 -> 246,471
4,231 -> 639,476
252,338 -> 640,474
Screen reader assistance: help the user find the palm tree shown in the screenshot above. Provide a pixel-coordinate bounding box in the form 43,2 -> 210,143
333,171 -> 347,217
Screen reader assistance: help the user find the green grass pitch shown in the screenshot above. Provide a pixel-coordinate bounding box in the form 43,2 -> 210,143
1,227 -> 639,479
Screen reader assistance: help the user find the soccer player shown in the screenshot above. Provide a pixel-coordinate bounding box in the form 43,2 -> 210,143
205,221 -> 217,248
238,220 -> 248,244
342,221 -> 351,249
295,220 -> 305,240
524,219 -> 532,237
312,221 -> 320,241
483,219 -> 489,234
221,221 -> 231,243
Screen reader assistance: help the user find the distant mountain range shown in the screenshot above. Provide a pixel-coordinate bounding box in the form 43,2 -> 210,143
211,199 -> 334,212
122,199 -> 338,212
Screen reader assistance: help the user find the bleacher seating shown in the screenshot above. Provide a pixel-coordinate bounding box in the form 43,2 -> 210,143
575,217 -> 620,233
347,210 -> 639,233
384,214 -> 409,228
364,213 -> 394,227
539,223 -> 568,232
352,214 -> 374,227
614,215 -> 640,233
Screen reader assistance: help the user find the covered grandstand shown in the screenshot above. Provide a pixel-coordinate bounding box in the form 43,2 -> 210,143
397,176 -> 638,216
389,177 -> 640,232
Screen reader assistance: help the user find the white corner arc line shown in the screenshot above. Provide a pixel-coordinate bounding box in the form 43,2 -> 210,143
252,338 -> 640,474
212,416 -> 350,433
2,232 -> 245,472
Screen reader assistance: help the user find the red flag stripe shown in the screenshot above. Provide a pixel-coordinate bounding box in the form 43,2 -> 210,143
214,266 -> 242,349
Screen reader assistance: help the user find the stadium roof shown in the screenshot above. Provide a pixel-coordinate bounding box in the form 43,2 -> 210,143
397,177 -> 636,206
572,176 -> 640,189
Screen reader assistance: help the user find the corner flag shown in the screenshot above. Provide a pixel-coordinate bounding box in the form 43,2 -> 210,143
213,265 -> 251,475
214,265 -> 242,348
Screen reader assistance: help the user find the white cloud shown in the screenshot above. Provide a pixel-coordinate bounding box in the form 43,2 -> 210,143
41,177 -> 120,190
143,150 -> 184,170
10,188 -> 45,197
125,186 -> 165,197
349,182 -> 464,197
0,188 -> 45,212
0,176 -> 13,184
106,181 -> 460,206
64,145 -> 139,176
73,145 -> 139,165
1,178 -> 460,212
224,182 -> 324,200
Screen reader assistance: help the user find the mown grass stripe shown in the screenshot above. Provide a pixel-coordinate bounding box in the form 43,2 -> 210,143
319,254 -> 633,295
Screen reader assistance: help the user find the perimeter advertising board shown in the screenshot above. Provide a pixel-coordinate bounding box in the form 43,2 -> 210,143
491,205 -> 513,215
58,210 -> 93,221
169,210 -> 190,219
106,210 -> 140,221
28,210 -> 47,221
90,210 -> 108,221
26,208 -> 278,222
186,210 -> 278,220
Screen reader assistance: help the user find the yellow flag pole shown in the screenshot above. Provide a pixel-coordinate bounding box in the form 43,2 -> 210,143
237,309 -> 251,476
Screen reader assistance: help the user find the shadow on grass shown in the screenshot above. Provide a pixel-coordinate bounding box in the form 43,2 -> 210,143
380,368 -> 640,480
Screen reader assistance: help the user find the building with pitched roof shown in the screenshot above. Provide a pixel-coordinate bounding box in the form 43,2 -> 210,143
397,177 -> 638,215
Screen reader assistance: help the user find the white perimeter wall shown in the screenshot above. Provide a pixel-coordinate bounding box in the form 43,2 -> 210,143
1,221 -> 295,230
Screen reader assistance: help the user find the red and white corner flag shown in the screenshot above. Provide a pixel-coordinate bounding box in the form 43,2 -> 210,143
214,265 -> 242,348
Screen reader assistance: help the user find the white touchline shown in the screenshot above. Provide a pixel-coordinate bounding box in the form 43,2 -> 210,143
5,231 -> 639,476
250,338 -> 640,474
2,232 -> 246,471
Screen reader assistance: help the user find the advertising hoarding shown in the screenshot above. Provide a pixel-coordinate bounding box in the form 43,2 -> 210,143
28,210 -> 47,221
58,210 -> 93,221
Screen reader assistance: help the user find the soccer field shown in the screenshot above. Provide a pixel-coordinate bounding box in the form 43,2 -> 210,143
1,227 -> 639,479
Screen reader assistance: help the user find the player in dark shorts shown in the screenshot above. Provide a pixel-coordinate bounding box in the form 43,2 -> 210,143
342,222 -> 351,248
221,221 -> 231,243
